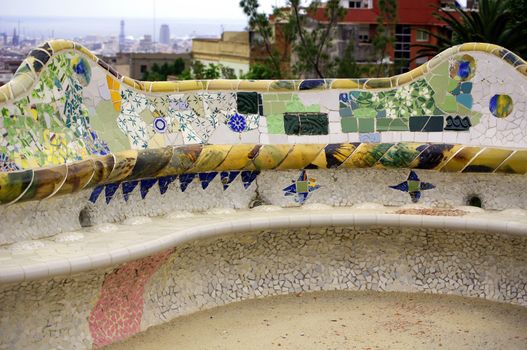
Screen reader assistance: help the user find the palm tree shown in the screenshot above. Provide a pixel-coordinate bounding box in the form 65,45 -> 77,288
415,0 -> 527,60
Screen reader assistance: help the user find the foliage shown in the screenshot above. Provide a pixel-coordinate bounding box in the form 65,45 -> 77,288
288,0 -> 345,78
242,62 -> 277,79
334,42 -> 364,78
240,0 -> 284,78
240,0 -> 348,79
415,0 -> 527,59
178,61 -> 233,80
373,0 -> 397,77
141,58 -> 186,81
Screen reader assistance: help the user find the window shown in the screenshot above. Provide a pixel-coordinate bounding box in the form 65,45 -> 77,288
394,25 -> 411,74
358,24 -> 370,43
348,0 -> 372,9
416,29 -> 429,42
140,64 -> 147,73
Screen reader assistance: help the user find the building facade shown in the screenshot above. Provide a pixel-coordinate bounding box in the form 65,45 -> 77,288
309,0 -> 478,73
192,32 -> 253,77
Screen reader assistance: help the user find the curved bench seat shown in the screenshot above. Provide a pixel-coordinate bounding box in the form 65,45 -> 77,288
1,207 -> 526,284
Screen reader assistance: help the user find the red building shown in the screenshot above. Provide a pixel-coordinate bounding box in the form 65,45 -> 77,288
300,0 -> 477,73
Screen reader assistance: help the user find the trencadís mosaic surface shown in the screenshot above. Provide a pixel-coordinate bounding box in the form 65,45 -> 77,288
0,40 -> 526,206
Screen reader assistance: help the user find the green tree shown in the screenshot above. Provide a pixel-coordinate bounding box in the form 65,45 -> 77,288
416,0 -> 527,59
334,42 -> 363,78
240,0 -> 346,79
243,62 -> 276,79
141,58 -> 186,81
289,0 -> 345,78
373,0 -> 397,77
221,65 -> 237,79
240,0 -> 285,78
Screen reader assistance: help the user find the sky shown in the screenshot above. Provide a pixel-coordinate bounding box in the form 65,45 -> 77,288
2,0 -> 291,20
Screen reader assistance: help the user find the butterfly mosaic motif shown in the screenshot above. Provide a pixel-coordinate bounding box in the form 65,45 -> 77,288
283,170 -> 321,204
389,170 -> 435,203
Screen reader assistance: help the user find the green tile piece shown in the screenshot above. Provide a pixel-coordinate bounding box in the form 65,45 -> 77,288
447,79 -> 459,92
442,95 -> 457,112
278,93 -> 292,101
340,108 -> 353,117
296,181 -> 308,193
341,118 -> 358,132
263,101 -> 273,114
273,102 -> 287,114
237,92 -> 259,114
389,118 -> 409,131
299,113 -> 328,135
358,118 -> 375,133
93,100 -> 129,151
284,114 -> 300,135
266,114 -> 285,134
376,118 -> 409,132
353,108 -> 377,118
286,95 -> 320,113
262,93 -> 278,102
284,113 -> 328,135
408,180 -> 420,192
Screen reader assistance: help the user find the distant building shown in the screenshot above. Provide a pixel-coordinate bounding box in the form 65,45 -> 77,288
159,24 -> 170,45
192,31 -> 260,77
11,28 -> 19,46
119,20 -> 126,53
0,53 -> 23,86
139,35 -> 153,52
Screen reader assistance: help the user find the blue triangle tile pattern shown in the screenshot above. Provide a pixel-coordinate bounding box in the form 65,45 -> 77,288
140,179 -> 158,199
104,183 -> 120,204
89,185 -> 104,204
241,171 -> 260,189
158,175 -> 177,195
121,181 -> 139,202
199,172 -> 218,190
179,173 -> 196,192
220,171 -> 240,190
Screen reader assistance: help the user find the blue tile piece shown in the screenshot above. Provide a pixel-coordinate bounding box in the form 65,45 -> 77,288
89,185 -> 104,204
158,175 -> 177,195
179,173 -> 196,192
199,172 -> 218,190
456,94 -> 473,109
450,85 -> 461,95
460,82 -> 472,94
104,183 -> 120,204
241,171 -> 260,189
299,79 -> 325,90
389,170 -> 435,203
140,179 -> 158,199
359,133 -> 381,143
220,171 -> 240,190
122,180 -> 139,202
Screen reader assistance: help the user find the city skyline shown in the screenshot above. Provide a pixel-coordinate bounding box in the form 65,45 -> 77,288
2,0 -> 291,20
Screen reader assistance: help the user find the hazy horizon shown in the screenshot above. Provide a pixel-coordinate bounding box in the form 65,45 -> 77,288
0,15 -> 248,40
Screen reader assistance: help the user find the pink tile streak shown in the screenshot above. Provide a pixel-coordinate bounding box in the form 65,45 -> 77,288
88,250 -> 172,348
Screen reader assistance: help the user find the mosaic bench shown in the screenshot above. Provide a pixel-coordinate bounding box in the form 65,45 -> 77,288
0,40 -> 526,349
